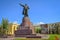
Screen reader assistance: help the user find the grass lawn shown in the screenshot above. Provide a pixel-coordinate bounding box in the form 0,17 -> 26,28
48,34 -> 60,40
14,34 -> 60,40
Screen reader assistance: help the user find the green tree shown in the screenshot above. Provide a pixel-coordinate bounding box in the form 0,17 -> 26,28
0,23 -> 3,36
1,18 -> 9,35
0,24 -> 1,34
35,27 -> 41,33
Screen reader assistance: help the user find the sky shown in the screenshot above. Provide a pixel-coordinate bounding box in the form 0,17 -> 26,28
0,0 -> 60,24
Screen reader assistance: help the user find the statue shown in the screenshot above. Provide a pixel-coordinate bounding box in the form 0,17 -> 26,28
20,3 -> 29,17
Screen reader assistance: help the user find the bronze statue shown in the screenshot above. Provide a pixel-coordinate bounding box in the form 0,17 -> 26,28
20,3 -> 29,16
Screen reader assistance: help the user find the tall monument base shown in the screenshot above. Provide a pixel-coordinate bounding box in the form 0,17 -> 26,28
15,16 -> 35,37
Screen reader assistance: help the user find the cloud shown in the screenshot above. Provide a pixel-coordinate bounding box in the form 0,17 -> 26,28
33,22 -> 45,26
39,22 -> 45,24
13,21 -> 18,24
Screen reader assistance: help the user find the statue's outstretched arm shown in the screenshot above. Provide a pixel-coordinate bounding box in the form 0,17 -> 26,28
19,3 -> 24,7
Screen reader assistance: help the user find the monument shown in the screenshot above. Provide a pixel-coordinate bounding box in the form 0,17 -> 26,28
14,3 -> 35,37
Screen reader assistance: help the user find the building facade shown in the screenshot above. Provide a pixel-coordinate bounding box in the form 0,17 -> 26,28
8,23 -> 19,35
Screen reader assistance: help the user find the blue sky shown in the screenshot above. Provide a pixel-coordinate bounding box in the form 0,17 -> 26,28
0,0 -> 60,24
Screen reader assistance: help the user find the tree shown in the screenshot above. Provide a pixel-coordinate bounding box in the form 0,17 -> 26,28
35,27 -> 41,33
0,24 -> 2,34
1,18 -> 9,35
0,23 -> 3,37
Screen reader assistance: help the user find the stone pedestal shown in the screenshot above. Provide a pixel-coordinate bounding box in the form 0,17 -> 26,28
20,16 -> 35,34
15,16 -> 35,37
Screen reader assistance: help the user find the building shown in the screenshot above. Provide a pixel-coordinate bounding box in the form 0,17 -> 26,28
8,23 -> 19,35
40,24 -> 48,34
